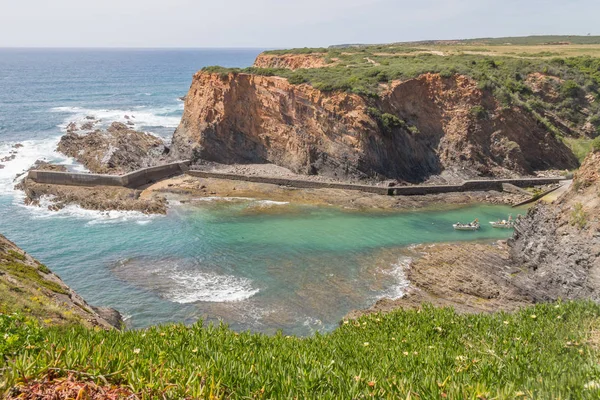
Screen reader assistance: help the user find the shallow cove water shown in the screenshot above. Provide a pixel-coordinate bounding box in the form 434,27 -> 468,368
1,49 -> 519,335
0,195 -> 518,335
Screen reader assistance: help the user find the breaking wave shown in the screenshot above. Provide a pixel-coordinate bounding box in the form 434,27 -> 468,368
112,259 -> 259,304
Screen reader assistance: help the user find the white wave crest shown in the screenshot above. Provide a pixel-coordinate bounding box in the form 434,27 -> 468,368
114,259 -> 259,304
191,196 -> 256,202
168,269 -> 259,304
255,200 -> 289,206
0,137 -> 83,195
380,257 -> 411,300
21,195 -> 158,225
50,105 -> 181,132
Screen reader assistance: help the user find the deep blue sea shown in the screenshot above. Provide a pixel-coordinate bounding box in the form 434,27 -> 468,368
0,49 -> 517,335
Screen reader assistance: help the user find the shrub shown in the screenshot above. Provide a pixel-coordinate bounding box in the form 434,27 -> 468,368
561,80 -> 582,98
592,137 -> 600,152
366,107 -> 382,120
494,88 -> 513,107
287,74 -> 307,85
381,113 -> 403,130
470,105 -> 488,120
570,202 -> 588,229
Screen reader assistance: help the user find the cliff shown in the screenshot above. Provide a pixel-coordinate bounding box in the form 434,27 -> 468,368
0,234 -> 122,329
172,71 -> 578,183
509,149 -> 600,301
253,53 -> 329,70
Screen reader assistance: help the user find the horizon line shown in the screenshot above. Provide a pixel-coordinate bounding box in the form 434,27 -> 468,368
1,34 -> 600,50
0,46 -> 272,50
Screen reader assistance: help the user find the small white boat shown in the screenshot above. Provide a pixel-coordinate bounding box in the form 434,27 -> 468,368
453,219 -> 480,231
489,215 -> 515,229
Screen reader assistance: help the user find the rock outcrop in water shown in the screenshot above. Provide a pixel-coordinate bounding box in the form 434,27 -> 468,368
172,70 -> 578,183
509,150 -> 600,301
0,233 -> 122,329
58,122 -> 169,175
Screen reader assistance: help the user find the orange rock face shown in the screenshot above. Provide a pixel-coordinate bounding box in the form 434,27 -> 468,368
253,54 -> 329,70
172,71 -> 578,182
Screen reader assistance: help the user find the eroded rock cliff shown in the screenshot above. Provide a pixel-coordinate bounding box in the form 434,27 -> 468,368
172,71 -> 578,182
253,53 -> 329,70
509,150 -> 600,301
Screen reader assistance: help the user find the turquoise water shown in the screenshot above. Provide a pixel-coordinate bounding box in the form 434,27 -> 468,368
0,49 -> 519,335
0,194 -> 518,335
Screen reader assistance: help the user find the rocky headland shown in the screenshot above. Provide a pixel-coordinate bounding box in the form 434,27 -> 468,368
350,148 -> 600,318
171,69 -> 577,183
0,233 -> 122,329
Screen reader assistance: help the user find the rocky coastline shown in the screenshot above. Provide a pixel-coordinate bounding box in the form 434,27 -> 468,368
0,233 -> 122,329
349,149 -> 600,319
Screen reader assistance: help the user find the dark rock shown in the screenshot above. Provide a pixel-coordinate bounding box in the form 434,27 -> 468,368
66,122 -> 78,133
80,121 -> 96,131
12,143 -> 23,149
57,121 -> 168,174
91,306 -> 125,329
508,151 -> 600,302
0,154 -> 16,163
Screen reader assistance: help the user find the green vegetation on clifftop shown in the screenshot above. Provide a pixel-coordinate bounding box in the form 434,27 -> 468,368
205,53 -> 600,140
2,302 -> 600,399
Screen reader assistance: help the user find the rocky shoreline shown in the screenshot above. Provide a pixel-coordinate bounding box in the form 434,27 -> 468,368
349,149 -> 600,319
346,241 -> 532,319
0,234 -> 122,329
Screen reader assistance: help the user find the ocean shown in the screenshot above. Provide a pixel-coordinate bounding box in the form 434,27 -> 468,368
0,49 -> 517,335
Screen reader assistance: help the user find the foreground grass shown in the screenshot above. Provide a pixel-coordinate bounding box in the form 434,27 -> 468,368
2,302 -> 600,399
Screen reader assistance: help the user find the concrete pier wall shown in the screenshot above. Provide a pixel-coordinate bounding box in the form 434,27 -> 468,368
27,161 -> 191,189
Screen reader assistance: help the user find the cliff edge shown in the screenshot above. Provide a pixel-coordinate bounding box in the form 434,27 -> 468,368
0,234 -> 122,329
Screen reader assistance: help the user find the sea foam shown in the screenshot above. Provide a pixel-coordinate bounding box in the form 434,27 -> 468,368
380,257 -> 411,300
50,105 -> 181,134
19,195 -> 159,225
113,259 -> 260,304
168,269 -> 260,304
0,136 -> 82,194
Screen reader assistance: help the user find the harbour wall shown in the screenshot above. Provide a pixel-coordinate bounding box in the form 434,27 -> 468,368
27,161 -> 191,189
186,170 -> 566,196
28,163 -> 566,195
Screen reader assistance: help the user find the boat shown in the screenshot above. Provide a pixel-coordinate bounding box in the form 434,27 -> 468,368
490,215 -> 515,229
453,219 -> 480,231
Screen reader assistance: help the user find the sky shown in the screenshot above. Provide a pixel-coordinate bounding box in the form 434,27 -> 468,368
0,0 -> 598,48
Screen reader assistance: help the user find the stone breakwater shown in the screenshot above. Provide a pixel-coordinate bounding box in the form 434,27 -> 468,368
181,171 -> 566,196
27,161 -> 191,189
28,165 -> 565,196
